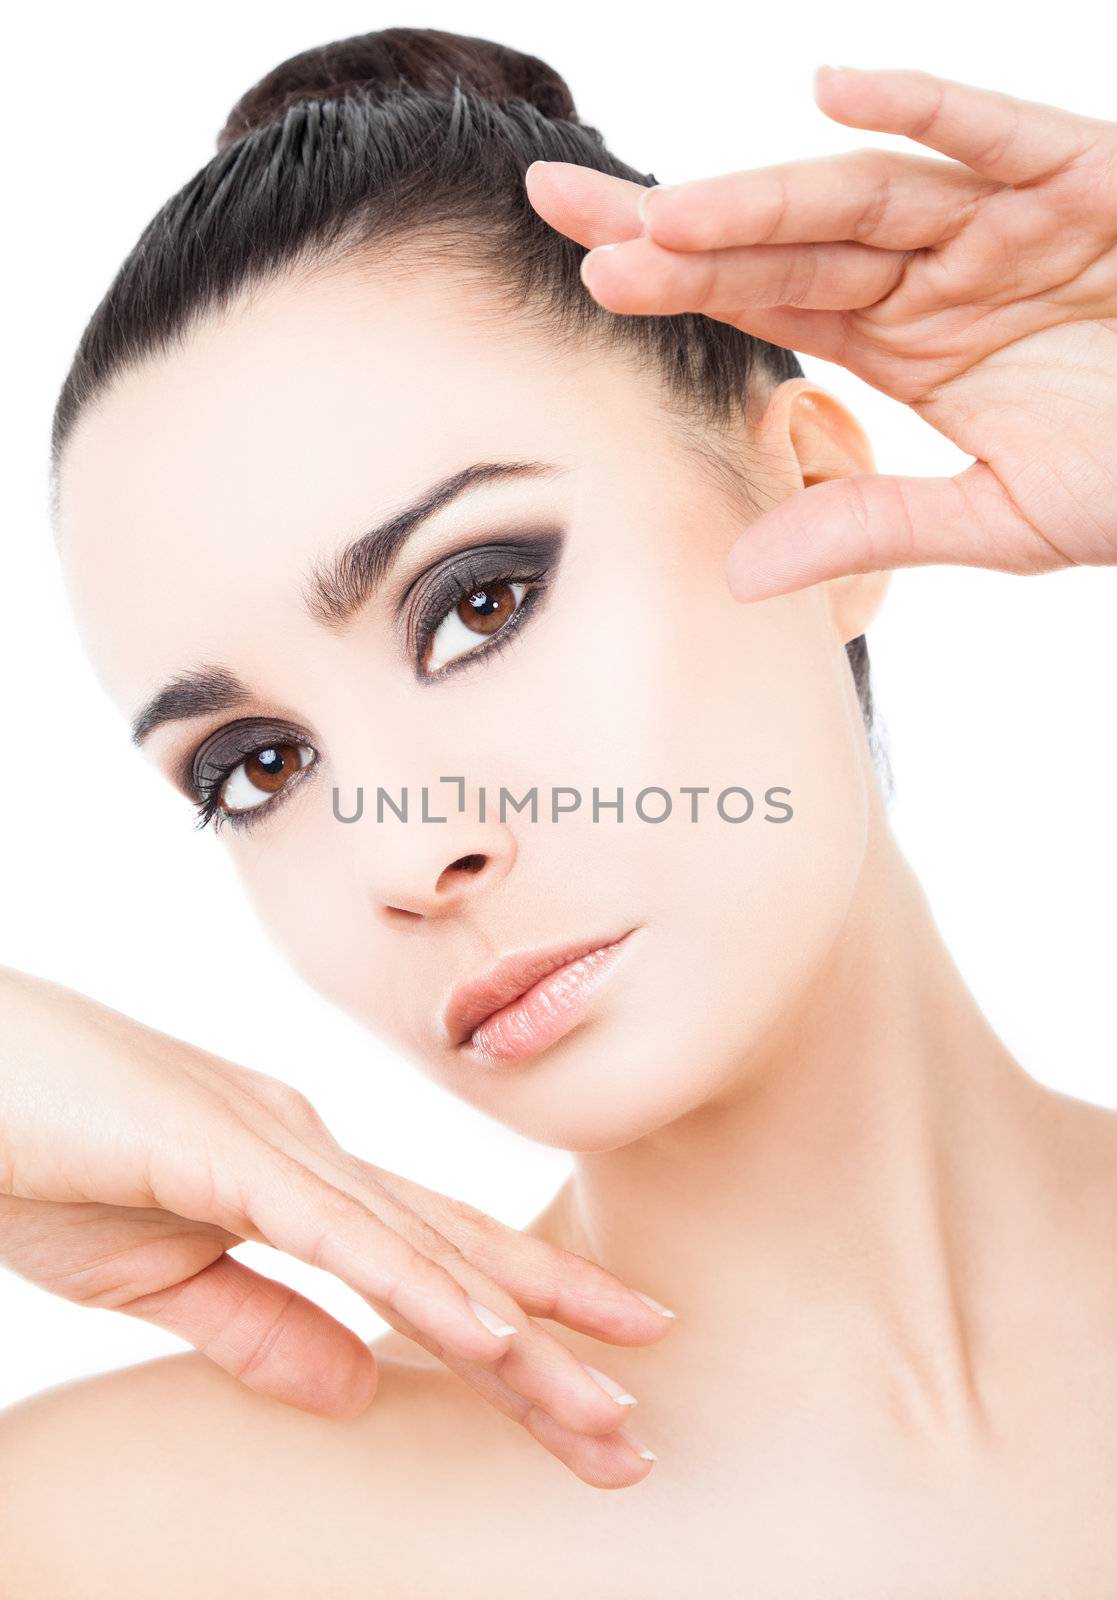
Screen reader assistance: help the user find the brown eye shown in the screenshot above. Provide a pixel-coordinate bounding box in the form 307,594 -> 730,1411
458,583 -> 516,635
220,742 -> 315,815
427,579 -> 530,672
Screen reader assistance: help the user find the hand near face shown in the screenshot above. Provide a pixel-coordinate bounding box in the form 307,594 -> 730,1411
525,66 -> 1117,599
0,966 -> 671,1488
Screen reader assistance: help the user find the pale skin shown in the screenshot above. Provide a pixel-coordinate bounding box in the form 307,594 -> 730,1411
1,64 -> 1115,1597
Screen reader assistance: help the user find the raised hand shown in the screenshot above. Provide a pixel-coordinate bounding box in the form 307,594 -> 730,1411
525,66 -> 1117,598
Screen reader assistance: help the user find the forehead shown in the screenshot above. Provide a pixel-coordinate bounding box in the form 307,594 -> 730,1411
56,262 -> 676,712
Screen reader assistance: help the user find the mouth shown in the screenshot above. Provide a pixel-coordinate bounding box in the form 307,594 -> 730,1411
442,926 -> 640,1066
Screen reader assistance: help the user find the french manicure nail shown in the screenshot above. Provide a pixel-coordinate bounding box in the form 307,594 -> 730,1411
467,1296 -> 517,1337
620,1428 -> 658,1461
638,183 -> 675,223
633,1289 -> 677,1319
582,1363 -> 637,1406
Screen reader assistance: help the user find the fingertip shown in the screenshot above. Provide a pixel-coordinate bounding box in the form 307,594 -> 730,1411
578,248 -> 606,299
333,1353 -> 380,1419
725,548 -> 759,602
467,1295 -> 518,1338
631,1289 -> 677,1319
579,242 -> 620,283
566,1298 -> 676,1348
637,182 -> 677,235
619,1428 -> 659,1467
523,158 -> 550,189
814,63 -> 860,85
315,1334 -> 381,1418
277,1344 -> 378,1420
725,535 -> 796,603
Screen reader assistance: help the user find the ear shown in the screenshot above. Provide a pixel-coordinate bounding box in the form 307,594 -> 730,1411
754,377 -> 892,642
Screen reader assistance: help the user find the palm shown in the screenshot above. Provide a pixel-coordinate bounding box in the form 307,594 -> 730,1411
525,66 -> 1117,593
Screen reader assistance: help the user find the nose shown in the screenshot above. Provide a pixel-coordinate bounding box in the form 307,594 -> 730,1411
371,818 -> 516,921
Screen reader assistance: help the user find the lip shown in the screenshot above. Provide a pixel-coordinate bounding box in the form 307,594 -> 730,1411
443,926 -> 639,1064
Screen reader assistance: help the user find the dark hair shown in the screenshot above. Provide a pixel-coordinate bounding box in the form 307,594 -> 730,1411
50,25 -> 883,766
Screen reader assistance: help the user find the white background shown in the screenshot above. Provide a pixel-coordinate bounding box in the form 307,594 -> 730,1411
2,0 -> 1114,1409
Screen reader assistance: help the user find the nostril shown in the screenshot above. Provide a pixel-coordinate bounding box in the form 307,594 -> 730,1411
448,853 -> 487,877
380,853 -> 496,921
433,853 -> 489,897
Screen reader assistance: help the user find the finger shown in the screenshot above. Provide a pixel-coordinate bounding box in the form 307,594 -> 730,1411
120,1251 -> 379,1418
253,1149 -> 659,1437
812,65 -> 1106,186
185,1130 -> 653,1436
436,1299 -> 646,1438
526,1410 -> 658,1489
638,148 -> 993,254
724,462 -> 1076,602
347,1165 -> 678,1345
153,1130 -> 527,1369
431,1338 -> 658,1489
190,1075 -> 675,1436
580,232 -> 907,315
524,159 -> 647,247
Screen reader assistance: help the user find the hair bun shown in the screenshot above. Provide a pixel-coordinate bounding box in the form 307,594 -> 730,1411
217,26 -> 579,148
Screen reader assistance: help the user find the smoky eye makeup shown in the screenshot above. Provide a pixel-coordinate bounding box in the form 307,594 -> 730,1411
184,716 -> 317,833
177,526 -> 566,836
394,526 -> 566,681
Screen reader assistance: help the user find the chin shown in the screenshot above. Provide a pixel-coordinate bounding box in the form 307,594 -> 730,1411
445,1005 -> 755,1154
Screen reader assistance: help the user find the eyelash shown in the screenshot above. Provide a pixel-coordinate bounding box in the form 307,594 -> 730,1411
190,733 -> 315,836
409,547 -> 556,683
189,540 -> 559,835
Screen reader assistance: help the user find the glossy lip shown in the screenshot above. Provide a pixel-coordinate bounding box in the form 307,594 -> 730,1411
443,926 -> 639,1052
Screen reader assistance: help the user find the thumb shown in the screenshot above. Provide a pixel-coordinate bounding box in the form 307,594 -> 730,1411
725,462 -> 1065,601
121,1251 -> 380,1418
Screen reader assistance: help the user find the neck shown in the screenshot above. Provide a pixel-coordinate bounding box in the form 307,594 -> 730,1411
532,800 -> 1060,1442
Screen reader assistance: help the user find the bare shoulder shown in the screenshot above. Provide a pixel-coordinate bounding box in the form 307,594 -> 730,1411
1044,1085 -> 1117,1194
1036,1086 -> 1117,1296
0,1330 -> 558,1599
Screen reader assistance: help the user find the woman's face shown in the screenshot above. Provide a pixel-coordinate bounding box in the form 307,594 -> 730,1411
57,261 -> 882,1152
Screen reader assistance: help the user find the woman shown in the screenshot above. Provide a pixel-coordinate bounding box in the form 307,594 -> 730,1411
2,26 -> 1115,1594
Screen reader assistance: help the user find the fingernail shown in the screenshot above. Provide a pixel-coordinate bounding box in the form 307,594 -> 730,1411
582,1363 -> 638,1406
640,183 -> 675,222
620,1428 -> 658,1461
633,1289 -> 677,1319
467,1297 -> 517,1337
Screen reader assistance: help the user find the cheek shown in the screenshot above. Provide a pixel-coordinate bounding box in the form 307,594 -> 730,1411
628,574 -> 871,1038
522,550 -> 867,888
656,603 -> 867,1066
223,821 -> 409,1047
457,576 -> 873,1151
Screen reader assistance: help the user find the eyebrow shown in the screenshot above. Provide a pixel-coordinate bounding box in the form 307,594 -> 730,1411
130,458 -> 564,749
